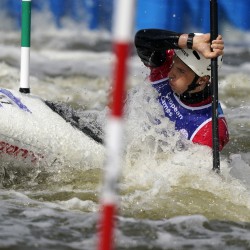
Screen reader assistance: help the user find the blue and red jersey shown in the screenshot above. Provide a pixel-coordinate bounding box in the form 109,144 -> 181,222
148,50 -> 229,151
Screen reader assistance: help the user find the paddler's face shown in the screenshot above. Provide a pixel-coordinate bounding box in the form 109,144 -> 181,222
168,55 -> 196,95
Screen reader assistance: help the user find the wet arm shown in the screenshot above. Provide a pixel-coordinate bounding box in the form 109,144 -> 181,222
134,29 -> 224,66
134,29 -> 183,67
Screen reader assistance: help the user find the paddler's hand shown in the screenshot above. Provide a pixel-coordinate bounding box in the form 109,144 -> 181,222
192,33 -> 224,59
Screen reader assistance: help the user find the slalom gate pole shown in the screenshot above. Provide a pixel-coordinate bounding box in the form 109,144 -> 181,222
20,0 -> 31,94
98,0 -> 135,249
210,0 -> 220,172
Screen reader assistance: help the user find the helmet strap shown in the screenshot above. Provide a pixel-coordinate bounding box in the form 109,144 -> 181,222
182,74 -> 200,95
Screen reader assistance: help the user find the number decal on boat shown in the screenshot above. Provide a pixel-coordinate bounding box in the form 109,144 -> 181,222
0,88 -> 31,113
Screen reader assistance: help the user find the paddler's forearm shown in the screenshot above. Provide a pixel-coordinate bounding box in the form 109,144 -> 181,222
135,29 -> 188,67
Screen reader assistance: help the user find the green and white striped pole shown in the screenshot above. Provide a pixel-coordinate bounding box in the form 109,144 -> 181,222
20,0 -> 31,94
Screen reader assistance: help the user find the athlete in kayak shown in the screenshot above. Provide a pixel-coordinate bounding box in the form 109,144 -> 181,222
134,29 -> 229,151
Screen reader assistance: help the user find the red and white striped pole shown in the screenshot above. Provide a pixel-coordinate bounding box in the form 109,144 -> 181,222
98,0 -> 136,250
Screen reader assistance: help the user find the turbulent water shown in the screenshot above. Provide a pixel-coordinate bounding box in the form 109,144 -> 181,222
1,17 -> 250,250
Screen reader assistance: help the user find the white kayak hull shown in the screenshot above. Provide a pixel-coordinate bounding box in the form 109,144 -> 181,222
0,88 -> 105,169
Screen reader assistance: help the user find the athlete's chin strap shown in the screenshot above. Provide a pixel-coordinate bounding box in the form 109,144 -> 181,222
182,74 -> 200,96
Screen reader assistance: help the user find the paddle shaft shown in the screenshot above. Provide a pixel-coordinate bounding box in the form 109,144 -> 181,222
210,0 -> 220,172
